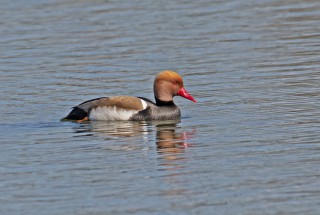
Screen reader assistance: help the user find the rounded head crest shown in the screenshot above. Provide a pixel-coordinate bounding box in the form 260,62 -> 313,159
155,70 -> 183,86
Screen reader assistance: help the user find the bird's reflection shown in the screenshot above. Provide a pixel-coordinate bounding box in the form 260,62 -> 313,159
70,119 -> 196,150
91,120 -> 148,137
154,120 -> 195,149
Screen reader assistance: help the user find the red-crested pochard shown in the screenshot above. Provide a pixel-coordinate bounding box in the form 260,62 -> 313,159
63,70 -> 196,121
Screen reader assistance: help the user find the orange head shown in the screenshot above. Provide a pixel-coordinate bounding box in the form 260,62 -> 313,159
154,70 -> 196,103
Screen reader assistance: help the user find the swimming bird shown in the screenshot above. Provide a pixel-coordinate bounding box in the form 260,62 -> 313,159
63,70 -> 196,121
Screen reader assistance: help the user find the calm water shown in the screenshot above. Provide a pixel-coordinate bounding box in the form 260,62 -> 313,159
1,0 -> 320,214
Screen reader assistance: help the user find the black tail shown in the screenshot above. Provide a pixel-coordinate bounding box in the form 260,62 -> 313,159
62,107 -> 88,121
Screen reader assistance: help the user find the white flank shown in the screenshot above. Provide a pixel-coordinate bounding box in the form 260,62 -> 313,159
140,99 -> 148,109
89,106 -> 138,121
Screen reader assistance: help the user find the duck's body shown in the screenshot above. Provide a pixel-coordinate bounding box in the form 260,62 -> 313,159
63,70 -> 196,121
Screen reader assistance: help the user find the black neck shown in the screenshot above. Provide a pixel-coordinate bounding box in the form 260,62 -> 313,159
155,98 -> 175,106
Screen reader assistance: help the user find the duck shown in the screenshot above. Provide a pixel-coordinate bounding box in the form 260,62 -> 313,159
62,70 -> 196,121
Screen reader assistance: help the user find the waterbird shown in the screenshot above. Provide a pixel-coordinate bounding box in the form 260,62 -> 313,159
62,70 -> 196,121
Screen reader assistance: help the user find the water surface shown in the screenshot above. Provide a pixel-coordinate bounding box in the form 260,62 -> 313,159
1,0 -> 320,214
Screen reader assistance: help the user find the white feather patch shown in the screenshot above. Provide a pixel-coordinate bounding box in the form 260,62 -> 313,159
140,99 -> 147,109
89,106 -> 139,121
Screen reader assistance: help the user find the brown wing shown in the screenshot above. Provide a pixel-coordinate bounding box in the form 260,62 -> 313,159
91,96 -> 145,111
62,96 -> 145,121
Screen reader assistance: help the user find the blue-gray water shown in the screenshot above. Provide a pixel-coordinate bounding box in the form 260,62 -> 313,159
1,0 -> 320,214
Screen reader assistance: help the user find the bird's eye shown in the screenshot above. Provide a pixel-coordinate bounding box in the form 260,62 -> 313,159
172,80 -> 178,85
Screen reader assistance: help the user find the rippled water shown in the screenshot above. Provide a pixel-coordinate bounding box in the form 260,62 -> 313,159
1,0 -> 320,214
